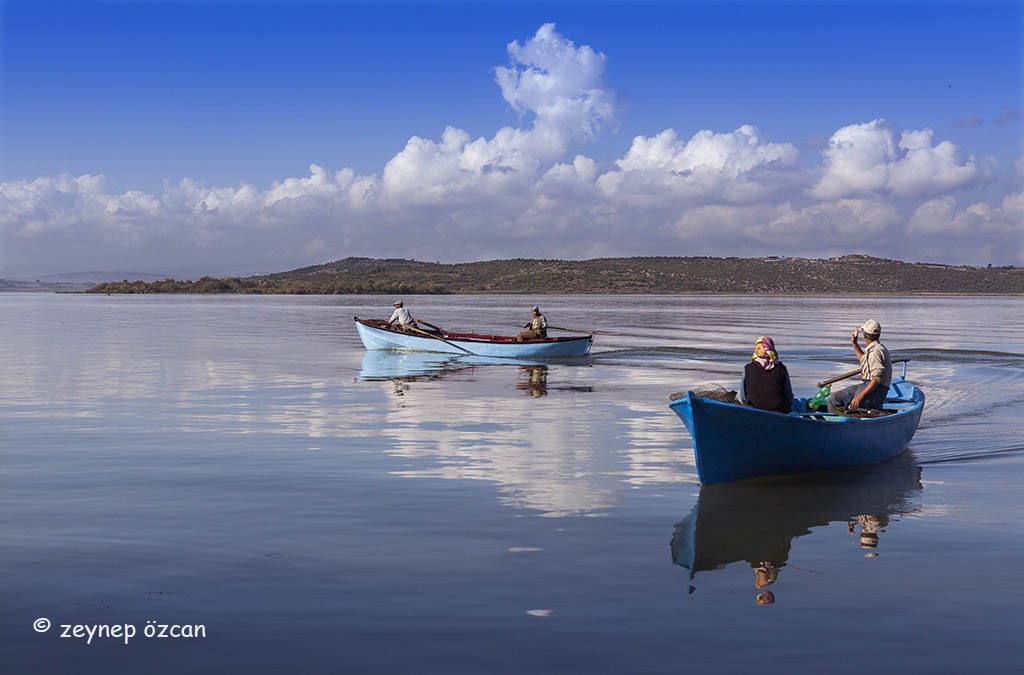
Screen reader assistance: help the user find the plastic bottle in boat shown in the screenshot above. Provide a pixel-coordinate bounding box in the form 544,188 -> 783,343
808,384 -> 831,411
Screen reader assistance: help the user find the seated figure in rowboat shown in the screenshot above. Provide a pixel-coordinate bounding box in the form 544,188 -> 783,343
739,335 -> 794,413
827,319 -> 892,413
387,300 -> 420,332
516,306 -> 547,342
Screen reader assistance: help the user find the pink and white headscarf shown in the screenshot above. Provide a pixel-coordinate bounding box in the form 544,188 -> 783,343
752,335 -> 779,370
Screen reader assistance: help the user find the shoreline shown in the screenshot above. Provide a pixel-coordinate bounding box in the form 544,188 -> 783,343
43,289 -> 1024,297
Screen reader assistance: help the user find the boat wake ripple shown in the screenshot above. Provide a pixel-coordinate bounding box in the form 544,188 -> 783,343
915,444 -> 1024,465
590,346 -> 738,361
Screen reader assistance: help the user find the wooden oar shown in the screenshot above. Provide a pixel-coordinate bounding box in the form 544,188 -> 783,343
548,325 -> 624,336
418,319 -> 445,333
414,319 -> 471,352
408,325 -> 477,356
819,358 -> 909,387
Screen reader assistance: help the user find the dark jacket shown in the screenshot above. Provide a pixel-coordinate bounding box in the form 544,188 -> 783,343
742,361 -> 794,413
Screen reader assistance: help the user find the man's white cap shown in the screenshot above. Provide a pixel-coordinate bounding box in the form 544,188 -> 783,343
861,319 -> 881,336
393,300 -> 402,307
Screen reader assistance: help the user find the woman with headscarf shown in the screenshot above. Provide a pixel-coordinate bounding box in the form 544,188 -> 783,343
740,336 -> 794,413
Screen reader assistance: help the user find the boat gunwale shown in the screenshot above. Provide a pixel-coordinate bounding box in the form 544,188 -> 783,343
354,316 -> 593,345
669,379 -> 924,427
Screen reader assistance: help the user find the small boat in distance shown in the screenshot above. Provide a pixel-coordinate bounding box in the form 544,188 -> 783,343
669,366 -> 925,485
353,317 -> 594,358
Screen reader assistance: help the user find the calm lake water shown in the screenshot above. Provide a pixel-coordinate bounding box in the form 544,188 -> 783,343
2,293 -> 1022,674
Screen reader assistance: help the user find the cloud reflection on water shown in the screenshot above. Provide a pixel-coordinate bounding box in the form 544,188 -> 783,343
3,294 -> 1021,520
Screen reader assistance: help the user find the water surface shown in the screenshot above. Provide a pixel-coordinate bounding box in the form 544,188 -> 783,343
1,293 -> 1021,673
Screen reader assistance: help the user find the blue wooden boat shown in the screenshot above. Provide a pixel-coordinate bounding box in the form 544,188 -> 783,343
353,317 -> 594,359
668,371 -> 925,485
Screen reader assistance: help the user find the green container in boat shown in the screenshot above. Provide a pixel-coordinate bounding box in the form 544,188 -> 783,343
808,384 -> 831,411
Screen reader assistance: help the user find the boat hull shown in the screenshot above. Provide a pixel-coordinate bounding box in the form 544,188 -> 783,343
354,318 -> 593,358
669,378 -> 925,484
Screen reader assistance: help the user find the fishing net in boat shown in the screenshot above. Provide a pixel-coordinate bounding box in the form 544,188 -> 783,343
830,406 -> 896,418
669,383 -> 740,404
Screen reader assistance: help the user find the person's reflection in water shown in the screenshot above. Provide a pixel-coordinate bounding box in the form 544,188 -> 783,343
516,365 -> 548,397
849,514 -> 889,557
749,544 -> 788,605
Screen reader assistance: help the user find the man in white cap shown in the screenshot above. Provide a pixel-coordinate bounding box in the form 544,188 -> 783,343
516,306 -> 547,342
387,300 -> 419,332
827,319 -> 892,412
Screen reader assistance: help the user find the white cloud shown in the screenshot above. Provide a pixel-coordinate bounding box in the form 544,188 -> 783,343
908,193 -> 1024,236
379,23 -> 615,207
0,27 -> 1019,276
768,199 -> 901,237
663,199 -> 904,256
596,126 -> 802,205
904,193 -> 1024,263
811,119 -> 984,200
264,164 -> 352,207
495,22 -> 615,148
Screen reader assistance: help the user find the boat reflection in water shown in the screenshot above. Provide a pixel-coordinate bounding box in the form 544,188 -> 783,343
670,452 -> 923,604
356,349 -> 475,382
356,350 -> 591,396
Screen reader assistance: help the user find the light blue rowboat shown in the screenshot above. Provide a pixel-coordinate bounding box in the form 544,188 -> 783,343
353,317 -> 594,359
669,371 -> 925,485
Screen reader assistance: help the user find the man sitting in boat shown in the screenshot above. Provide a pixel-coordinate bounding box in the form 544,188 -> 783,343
740,335 -> 793,413
827,319 -> 892,412
387,300 -> 419,332
516,306 -> 547,342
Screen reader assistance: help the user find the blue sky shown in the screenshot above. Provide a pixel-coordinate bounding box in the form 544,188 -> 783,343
1,0 -> 1021,277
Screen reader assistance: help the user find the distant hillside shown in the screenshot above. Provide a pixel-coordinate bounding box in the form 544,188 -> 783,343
1,279 -> 94,293
2,270 -> 174,292
33,271 -> 175,283
87,255 -> 1024,295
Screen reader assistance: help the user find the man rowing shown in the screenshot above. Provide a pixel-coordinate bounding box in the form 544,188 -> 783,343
827,319 -> 892,412
516,306 -> 547,342
387,300 -> 419,332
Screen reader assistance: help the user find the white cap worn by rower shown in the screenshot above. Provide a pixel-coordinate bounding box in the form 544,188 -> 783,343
532,306 -> 539,312
394,300 -> 403,307
861,319 -> 881,336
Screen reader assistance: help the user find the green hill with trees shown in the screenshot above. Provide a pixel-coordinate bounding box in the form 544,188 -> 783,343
87,255 -> 1024,295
